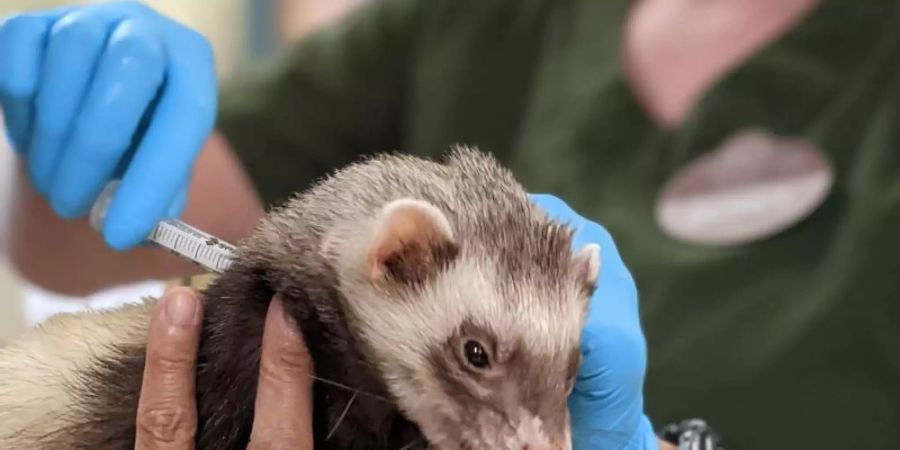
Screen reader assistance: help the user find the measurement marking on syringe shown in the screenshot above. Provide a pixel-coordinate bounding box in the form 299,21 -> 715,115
90,181 -> 237,273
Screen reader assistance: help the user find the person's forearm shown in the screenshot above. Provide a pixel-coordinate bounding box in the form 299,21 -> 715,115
2,133 -> 265,296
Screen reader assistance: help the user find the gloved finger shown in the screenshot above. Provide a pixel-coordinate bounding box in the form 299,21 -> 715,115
0,13 -> 51,153
165,182 -> 189,220
48,18 -> 165,219
570,218 -> 646,394
575,215 -> 641,333
567,320 -> 647,430
103,23 -> 216,250
28,10 -> 111,195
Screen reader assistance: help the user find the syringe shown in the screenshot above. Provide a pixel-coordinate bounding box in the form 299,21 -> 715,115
89,181 -> 236,273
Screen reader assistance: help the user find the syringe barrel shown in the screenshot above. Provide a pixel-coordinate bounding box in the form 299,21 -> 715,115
89,181 -> 235,273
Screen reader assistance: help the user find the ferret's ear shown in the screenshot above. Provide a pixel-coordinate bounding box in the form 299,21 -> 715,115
365,198 -> 459,285
572,243 -> 601,292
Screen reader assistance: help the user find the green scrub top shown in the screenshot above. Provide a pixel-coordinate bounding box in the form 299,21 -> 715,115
216,1 -> 900,448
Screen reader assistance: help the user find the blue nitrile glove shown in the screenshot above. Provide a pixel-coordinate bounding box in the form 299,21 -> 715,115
0,1 -> 216,250
530,194 -> 658,450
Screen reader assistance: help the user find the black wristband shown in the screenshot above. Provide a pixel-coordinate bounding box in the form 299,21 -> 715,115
659,418 -> 725,450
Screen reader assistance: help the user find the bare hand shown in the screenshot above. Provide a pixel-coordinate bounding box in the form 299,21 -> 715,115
134,286 -> 315,449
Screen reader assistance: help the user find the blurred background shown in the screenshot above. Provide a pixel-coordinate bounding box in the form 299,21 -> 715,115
0,0 -> 367,345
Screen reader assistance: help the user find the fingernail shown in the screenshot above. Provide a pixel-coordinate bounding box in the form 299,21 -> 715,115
164,289 -> 199,326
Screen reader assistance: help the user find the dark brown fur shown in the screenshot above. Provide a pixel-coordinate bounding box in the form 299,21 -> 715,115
58,234 -> 425,449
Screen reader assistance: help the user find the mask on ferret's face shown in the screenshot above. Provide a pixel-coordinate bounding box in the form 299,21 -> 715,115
334,198 -> 600,450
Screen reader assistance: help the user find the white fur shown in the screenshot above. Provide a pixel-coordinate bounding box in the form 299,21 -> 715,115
330,198 -> 589,449
573,243 -> 601,287
0,301 -> 153,447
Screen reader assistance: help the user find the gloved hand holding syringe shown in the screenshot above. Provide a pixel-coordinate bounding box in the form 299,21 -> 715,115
89,181 -> 235,273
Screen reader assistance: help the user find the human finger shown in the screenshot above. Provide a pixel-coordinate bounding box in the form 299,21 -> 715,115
0,12 -> 51,153
27,10 -> 111,195
248,295 -> 315,450
48,17 -> 165,219
102,22 -> 216,250
135,286 -> 202,450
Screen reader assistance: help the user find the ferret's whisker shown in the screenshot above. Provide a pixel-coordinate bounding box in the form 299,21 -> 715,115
398,437 -> 425,450
326,390 -> 357,441
305,374 -> 389,402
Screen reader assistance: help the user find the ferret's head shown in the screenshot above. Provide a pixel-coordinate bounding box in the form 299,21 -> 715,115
332,197 -> 600,450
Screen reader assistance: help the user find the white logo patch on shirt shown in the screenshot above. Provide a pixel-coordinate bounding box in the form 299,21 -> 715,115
655,128 -> 834,246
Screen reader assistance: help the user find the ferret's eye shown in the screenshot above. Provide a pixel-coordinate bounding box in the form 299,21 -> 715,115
464,340 -> 490,369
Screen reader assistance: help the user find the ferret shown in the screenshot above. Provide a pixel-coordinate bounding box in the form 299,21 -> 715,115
0,146 -> 600,450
